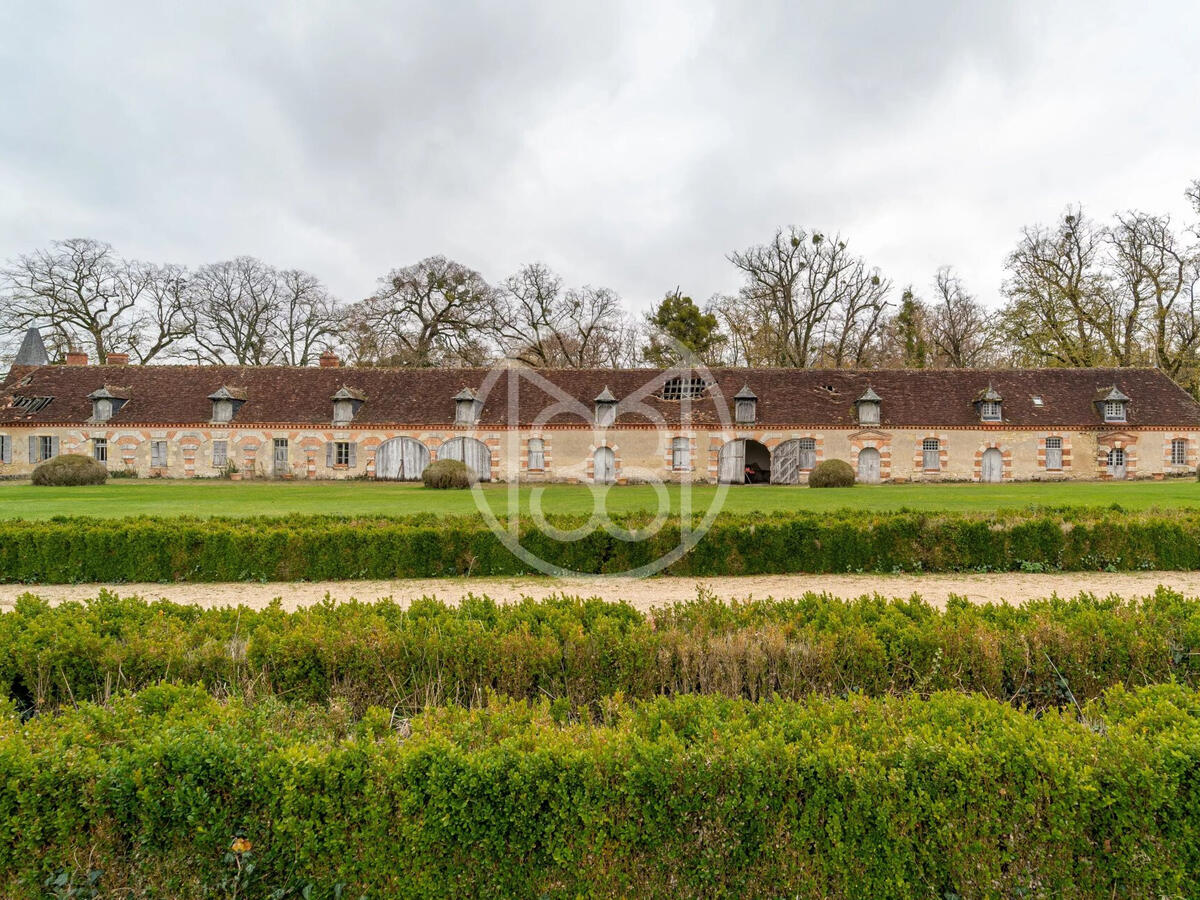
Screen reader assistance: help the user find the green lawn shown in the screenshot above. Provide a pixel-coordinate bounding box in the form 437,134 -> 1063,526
1,477 -> 1200,520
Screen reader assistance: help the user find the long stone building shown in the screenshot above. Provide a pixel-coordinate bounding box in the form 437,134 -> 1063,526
3,331 -> 1200,483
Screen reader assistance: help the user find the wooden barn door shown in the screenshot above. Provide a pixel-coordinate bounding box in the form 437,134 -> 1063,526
771,440 -> 801,484
376,437 -> 430,481
440,437 -> 492,482
857,447 -> 880,484
981,448 -> 1003,483
718,440 -> 745,484
593,447 -> 615,483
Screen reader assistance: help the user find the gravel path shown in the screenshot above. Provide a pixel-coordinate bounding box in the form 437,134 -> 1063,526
2,572 -> 1199,611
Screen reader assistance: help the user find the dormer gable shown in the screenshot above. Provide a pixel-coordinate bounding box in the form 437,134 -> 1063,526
87,385 -> 130,423
331,386 -> 365,425
1096,385 -> 1130,422
594,387 -> 617,427
855,386 -> 881,425
975,384 -> 1003,422
207,386 -> 247,423
454,388 -> 479,426
734,386 -> 757,424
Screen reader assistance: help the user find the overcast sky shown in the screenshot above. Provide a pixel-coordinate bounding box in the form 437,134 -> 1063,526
1,1 -> 1197,314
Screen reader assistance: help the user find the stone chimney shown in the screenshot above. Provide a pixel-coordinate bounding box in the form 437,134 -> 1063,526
64,349 -> 89,366
319,350 -> 340,368
106,352 -> 130,365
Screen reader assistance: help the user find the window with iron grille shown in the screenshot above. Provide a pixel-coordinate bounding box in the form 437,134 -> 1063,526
1172,438 -> 1188,467
1045,436 -> 1062,470
671,437 -> 690,470
798,437 -> 816,469
922,438 -> 940,471
527,438 -> 545,471
658,377 -> 708,400
212,440 -> 228,468
151,440 -> 167,468
93,437 -> 107,463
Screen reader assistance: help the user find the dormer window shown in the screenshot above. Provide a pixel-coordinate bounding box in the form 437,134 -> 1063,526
595,387 -> 617,428
87,386 -> 129,423
734,386 -> 757,425
658,376 -> 708,401
331,386 -> 365,425
855,387 -> 881,426
454,388 -> 479,426
976,385 -> 1003,422
208,386 -> 246,423
1096,386 -> 1130,423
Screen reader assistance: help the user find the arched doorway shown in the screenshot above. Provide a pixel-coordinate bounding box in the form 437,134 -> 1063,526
1107,447 -> 1127,479
593,447 -> 615,483
771,438 -> 817,484
857,447 -> 880,484
439,437 -> 491,482
718,439 -> 770,484
980,447 -> 1003,483
375,437 -> 430,481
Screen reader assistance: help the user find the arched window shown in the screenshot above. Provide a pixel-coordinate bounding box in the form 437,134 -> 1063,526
658,377 -> 708,400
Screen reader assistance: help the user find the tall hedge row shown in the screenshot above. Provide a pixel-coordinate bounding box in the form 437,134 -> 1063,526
6,589 -> 1200,714
3,507 -> 1200,581
3,684 -> 1200,898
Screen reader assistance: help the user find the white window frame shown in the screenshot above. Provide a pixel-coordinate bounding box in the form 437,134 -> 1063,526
1171,438 -> 1188,467
527,438 -> 545,471
39,435 -> 55,463
212,440 -> 228,468
1045,437 -> 1062,471
151,440 -> 167,468
980,401 -> 1002,422
92,437 -> 107,463
1104,400 -> 1126,422
671,437 -> 690,471
334,441 -> 351,467
798,437 -> 817,470
922,438 -> 940,471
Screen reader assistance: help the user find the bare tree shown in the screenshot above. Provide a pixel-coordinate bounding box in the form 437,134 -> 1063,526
273,269 -> 341,365
0,238 -> 157,362
727,227 -> 890,367
1187,179 -> 1200,217
186,257 -> 281,365
927,267 -> 998,367
128,263 -> 193,363
345,256 -> 495,366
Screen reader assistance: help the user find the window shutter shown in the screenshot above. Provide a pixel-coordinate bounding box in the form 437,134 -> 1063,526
1,436 -> 9,464
28,436 -> 37,463
326,442 -> 334,467
348,443 -> 357,467
50,436 -> 59,459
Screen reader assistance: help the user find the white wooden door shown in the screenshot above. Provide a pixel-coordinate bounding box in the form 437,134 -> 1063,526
981,447 -> 1003,483
718,440 -> 745,484
273,439 -> 289,476
593,447 -> 615,483
1107,447 -> 1127,479
771,440 -> 801,484
857,447 -> 880,484
439,437 -> 491,482
376,437 -> 430,481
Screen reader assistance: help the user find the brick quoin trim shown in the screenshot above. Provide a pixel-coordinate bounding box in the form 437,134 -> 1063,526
912,433 -> 950,478
1037,433 -> 1072,474
1162,432 -> 1199,473
972,443 -> 1014,482
849,431 -> 892,481
1097,432 -> 1138,479
585,439 -> 622,483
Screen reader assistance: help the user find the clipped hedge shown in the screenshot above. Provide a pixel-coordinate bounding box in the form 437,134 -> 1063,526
30,454 -> 107,486
6,589 -> 1200,715
3,506 -> 1200,582
2,684 -> 1200,897
808,458 -> 856,487
422,458 -> 473,489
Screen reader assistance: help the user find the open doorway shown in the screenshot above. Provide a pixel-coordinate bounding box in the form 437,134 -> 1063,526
718,438 -> 771,483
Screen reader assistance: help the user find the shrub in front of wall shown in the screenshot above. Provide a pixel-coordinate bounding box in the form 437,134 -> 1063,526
808,458 -> 856,487
30,454 -> 108,486
422,458 -> 474,489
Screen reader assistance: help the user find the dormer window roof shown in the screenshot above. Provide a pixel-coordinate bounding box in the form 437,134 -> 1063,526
87,385 -> 130,423
207,386 -> 247,402
595,387 -> 617,427
332,386 -> 365,425
208,386 -> 246,423
855,387 -> 881,425
454,388 -> 480,426
86,385 -> 130,402
595,387 -> 617,403
856,386 -> 881,404
975,384 -> 1003,422
734,386 -> 757,424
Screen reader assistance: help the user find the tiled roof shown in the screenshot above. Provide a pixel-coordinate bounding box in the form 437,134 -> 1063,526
1,364 -> 1199,428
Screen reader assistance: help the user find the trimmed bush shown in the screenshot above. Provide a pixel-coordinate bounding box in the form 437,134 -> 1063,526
808,458 -> 856,487
2,684 -> 1200,897
422,458 -> 473,489
5,588 -> 1200,715
30,454 -> 107,486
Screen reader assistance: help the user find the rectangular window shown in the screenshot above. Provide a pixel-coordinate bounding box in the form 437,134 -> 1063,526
857,402 -> 880,425
1045,437 -> 1062,470
671,437 -> 690,470
735,399 -> 756,424
595,404 -> 616,428
212,399 -> 233,423
0,435 -> 10,465
212,440 -> 228,468
922,438 -> 940,471
335,441 -> 351,467
92,437 -> 107,463
151,440 -> 167,468
40,436 -> 55,463
980,401 -> 1002,422
1171,438 -> 1188,467
798,437 -> 817,470
528,438 -> 545,471
1104,400 -> 1126,422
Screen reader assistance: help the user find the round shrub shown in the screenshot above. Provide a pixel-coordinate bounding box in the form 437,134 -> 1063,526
422,458 -> 474,489
808,458 -> 856,488
31,454 -> 108,486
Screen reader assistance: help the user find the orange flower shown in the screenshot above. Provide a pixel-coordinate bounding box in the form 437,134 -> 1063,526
230,837 -> 253,854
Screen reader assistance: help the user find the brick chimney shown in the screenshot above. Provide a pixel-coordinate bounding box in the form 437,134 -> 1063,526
106,352 -> 130,365
64,349 -> 89,366
319,350 -> 340,368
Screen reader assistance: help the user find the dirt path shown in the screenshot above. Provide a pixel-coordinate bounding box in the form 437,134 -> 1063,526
2,572 -> 1199,612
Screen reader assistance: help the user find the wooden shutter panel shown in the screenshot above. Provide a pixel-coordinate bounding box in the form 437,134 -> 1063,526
28,436 -> 37,463
348,443 -> 357,467
50,436 -> 59,459
325,442 -> 334,467
1,436 -> 10,464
